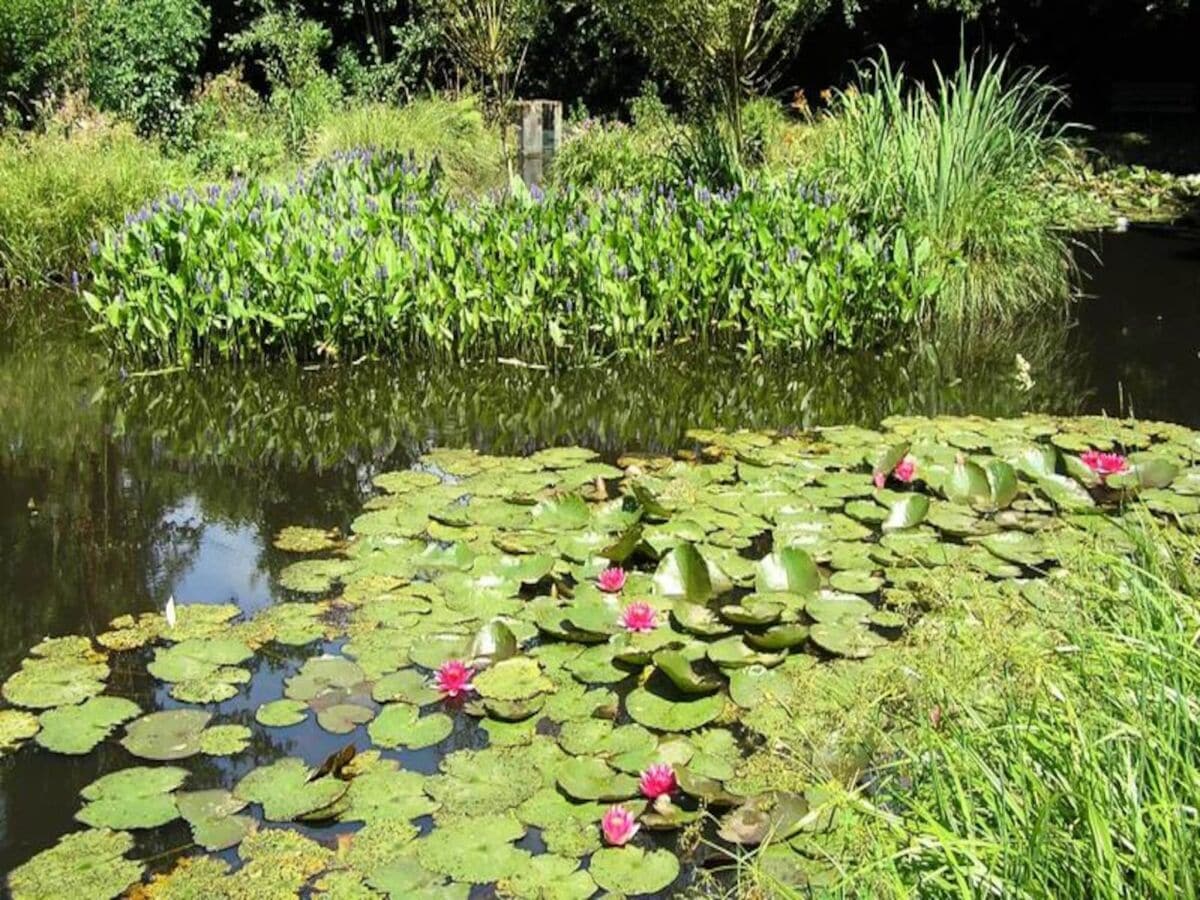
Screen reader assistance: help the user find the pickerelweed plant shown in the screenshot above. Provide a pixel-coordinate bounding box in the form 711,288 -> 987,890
81,149 -> 938,364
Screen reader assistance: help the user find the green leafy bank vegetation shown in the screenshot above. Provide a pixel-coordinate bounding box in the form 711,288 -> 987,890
2,413 -> 1199,897
83,150 -> 936,363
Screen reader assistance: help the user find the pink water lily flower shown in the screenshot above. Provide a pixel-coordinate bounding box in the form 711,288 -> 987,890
1080,450 -> 1129,478
601,805 -> 640,846
434,659 -> 475,698
894,455 -> 918,483
598,566 -> 627,593
875,454 -> 918,489
639,763 -> 677,799
620,601 -> 658,633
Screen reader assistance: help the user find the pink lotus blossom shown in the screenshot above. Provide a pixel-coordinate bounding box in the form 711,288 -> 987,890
601,805 -> 640,846
434,659 -> 475,698
597,566 -> 627,593
620,602 -> 658,633
1080,450 -> 1129,478
639,763 -> 677,799
873,471 -> 887,489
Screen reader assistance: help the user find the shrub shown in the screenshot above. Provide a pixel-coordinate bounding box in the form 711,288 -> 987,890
548,118 -> 673,190
309,96 -> 506,194
82,150 -> 937,363
176,69 -> 288,179
0,120 -> 185,286
83,0 -> 209,135
817,51 -> 1075,321
0,0 -> 83,119
228,8 -> 342,155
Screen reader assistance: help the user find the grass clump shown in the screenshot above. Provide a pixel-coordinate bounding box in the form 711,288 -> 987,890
0,119 -> 185,287
860,528 -> 1200,899
309,95 -> 506,194
815,51 -> 1076,322
82,149 -> 938,363
724,521 -> 1200,899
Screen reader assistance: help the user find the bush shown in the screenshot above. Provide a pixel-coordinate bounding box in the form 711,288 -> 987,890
0,0 -> 82,119
84,0 -> 209,135
549,118 -> 676,190
817,51 -> 1075,321
176,69 -> 288,179
82,150 -> 937,363
228,8 -> 342,156
0,119 -> 185,286
309,96 -> 506,194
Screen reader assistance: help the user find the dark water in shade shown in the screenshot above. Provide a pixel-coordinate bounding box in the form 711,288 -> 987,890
0,225 -> 1196,881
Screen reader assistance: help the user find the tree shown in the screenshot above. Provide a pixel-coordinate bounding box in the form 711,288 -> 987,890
596,0 -> 829,156
421,0 -> 545,129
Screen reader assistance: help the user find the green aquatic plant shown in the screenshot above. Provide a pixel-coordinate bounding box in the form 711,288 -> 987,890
176,789 -> 255,851
2,413 -> 1199,897
818,51 -> 1076,322
77,765 -> 188,830
7,829 -> 143,900
82,150 -> 937,363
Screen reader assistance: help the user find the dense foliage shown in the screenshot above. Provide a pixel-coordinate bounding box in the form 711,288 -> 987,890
82,150 -> 936,362
0,120 -> 184,286
815,52 -> 1077,320
83,0 -> 209,134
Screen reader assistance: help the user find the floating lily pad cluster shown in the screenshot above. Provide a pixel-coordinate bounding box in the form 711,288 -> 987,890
3,415 -> 1199,897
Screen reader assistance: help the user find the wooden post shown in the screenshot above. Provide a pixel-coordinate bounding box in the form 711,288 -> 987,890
515,100 -> 563,158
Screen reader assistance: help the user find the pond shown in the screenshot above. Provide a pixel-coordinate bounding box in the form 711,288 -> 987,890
0,225 -> 1197,893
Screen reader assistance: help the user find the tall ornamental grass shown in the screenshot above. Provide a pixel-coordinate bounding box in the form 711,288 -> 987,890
851,524 -> 1200,899
308,96 -> 506,194
820,52 -> 1076,322
81,149 -> 938,363
0,122 -> 185,287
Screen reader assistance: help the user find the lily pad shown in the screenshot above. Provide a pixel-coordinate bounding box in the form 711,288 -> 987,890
285,656 -> 368,702
496,853 -> 597,900
555,756 -> 639,801
0,708 -> 39,754
234,758 -> 351,821
882,495 -> 930,532
8,828 -> 143,900
626,686 -> 726,732
654,543 -> 731,600
339,755 -> 439,823
177,789 -> 255,851
729,665 -> 793,708
368,704 -> 453,749
121,709 -> 211,760
414,814 -> 531,884
653,650 -> 722,695
426,747 -> 545,817
256,698 -> 309,727
317,703 -> 375,735
587,846 -> 680,896
474,656 -> 555,701
77,766 -> 188,829
2,651 -> 109,710
755,547 -> 820,595
199,723 -> 253,755
809,622 -> 884,659
274,525 -> 341,553
35,696 -> 140,755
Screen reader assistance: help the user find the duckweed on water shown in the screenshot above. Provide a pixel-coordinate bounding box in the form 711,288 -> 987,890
3,414 -> 1200,897
81,150 -> 938,363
